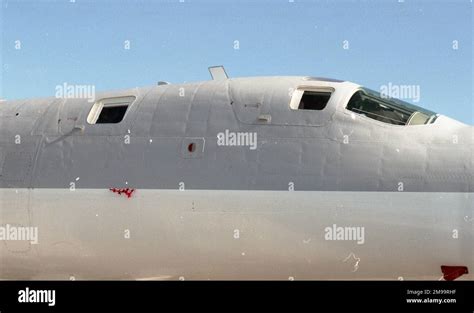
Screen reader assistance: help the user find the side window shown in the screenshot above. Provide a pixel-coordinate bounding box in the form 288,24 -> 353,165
87,96 -> 136,124
346,91 -> 406,125
290,89 -> 332,111
346,89 -> 437,126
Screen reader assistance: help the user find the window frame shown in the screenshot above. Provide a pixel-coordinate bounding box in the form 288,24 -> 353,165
344,88 -> 438,127
86,96 -> 136,125
289,87 -> 334,111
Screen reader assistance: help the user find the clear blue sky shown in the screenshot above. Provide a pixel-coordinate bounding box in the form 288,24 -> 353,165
1,0 -> 472,124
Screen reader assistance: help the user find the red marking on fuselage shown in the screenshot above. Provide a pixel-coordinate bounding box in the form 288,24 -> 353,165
441,265 -> 468,281
109,188 -> 135,198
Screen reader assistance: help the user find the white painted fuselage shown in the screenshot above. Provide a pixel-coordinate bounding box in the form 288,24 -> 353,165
1,189 -> 472,280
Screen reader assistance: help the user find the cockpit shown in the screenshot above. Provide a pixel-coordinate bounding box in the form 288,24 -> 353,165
346,88 -> 438,125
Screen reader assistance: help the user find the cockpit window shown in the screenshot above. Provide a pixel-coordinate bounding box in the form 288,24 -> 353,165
346,88 -> 437,125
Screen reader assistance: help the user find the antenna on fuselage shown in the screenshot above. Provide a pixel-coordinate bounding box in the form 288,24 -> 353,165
208,66 -> 229,80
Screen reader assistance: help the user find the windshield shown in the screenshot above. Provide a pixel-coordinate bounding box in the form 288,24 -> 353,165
347,88 -> 438,125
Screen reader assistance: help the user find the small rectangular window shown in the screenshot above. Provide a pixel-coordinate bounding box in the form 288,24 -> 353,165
298,91 -> 331,110
95,105 -> 128,124
87,96 -> 136,124
289,89 -> 332,111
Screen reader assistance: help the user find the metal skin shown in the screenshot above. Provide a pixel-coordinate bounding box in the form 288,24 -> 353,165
0,76 -> 472,280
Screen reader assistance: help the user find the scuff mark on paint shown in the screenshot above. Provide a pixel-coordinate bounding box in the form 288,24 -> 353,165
109,188 -> 135,198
